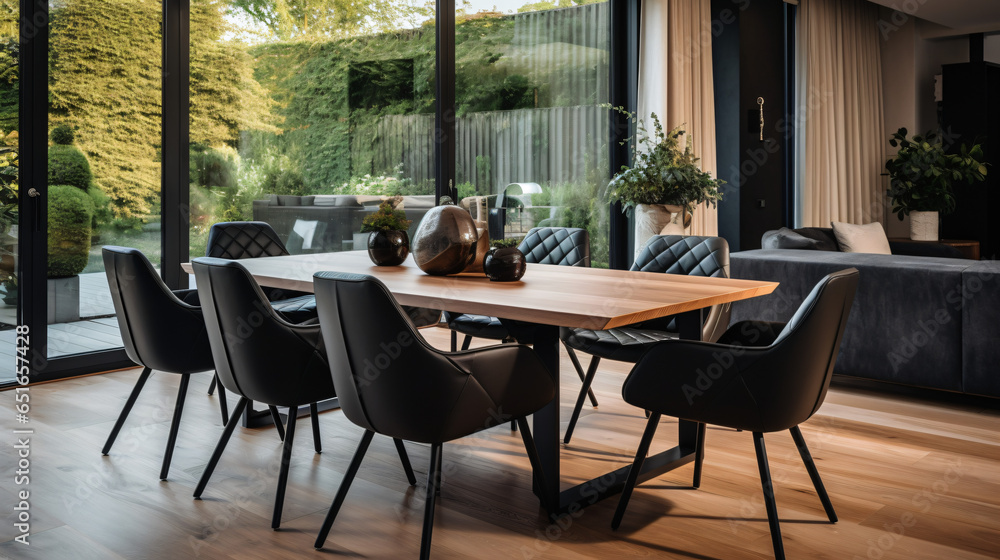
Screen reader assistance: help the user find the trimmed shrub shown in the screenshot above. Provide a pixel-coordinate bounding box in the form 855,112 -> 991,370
51,125 -> 75,145
88,186 -> 114,230
48,185 -> 94,278
48,145 -> 93,191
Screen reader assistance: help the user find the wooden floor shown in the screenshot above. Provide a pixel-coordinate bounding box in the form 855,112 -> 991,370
1,327 -> 998,559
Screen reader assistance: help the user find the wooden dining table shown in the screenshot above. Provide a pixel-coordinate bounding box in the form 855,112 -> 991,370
183,250 -> 778,517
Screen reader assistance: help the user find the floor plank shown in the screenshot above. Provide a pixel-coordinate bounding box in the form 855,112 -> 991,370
0,327 -> 997,559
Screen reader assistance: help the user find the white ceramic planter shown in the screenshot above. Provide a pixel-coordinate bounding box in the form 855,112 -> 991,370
909,211 -> 939,241
634,203 -> 686,258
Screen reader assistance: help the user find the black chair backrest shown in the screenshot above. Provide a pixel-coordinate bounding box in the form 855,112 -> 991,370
313,271 -> 502,443
625,268 -> 859,432
518,227 -> 590,267
191,257 -> 334,407
102,246 -> 213,374
629,235 -> 731,341
631,235 -> 729,277
206,221 -> 290,259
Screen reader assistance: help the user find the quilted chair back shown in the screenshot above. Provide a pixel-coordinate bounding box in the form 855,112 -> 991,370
206,221 -> 290,259
518,227 -> 590,267
631,235 -> 731,342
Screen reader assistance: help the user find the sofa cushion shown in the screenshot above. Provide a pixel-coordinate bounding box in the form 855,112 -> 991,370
730,249 -> 968,392
401,195 -> 435,208
313,195 -> 361,207
275,195 -> 302,206
762,227 -> 826,250
793,227 -> 840,251
831,221 -> 891,254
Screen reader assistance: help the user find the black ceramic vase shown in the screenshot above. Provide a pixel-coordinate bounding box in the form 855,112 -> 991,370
411,204 -> 478,275
483,247 -> 527,282
367,230 -> 409,266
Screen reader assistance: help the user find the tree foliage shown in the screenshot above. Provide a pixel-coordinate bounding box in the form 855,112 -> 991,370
228,0 -> 428,41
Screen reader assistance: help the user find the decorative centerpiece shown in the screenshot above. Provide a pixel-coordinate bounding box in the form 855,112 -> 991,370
885,128 -> 988,241
604,112 -> 723,256
411,199 -> 478,275
362,197 -> 412,266
483,237 -> 526,282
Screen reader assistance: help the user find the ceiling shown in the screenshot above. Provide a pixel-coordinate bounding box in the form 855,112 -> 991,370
865,0 -> 1000,35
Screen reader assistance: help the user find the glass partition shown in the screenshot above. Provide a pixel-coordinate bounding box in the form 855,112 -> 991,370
455,1 -> 611,267
189,1 -> 436,258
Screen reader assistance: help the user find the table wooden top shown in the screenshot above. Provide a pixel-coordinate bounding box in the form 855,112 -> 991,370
182,251 -> 778,330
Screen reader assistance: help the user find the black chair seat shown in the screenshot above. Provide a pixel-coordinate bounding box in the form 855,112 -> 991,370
270,294 -> 319,324
560,326 -> 676,362
447,313 -> 508,340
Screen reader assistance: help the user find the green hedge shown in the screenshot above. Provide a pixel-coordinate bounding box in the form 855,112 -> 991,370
48,145 -> 93,191
48,185 -> 94,278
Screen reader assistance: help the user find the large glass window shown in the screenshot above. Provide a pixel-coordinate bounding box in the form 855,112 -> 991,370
455,0 -> 610,267
0,2 -> 17,382
189,0 -> 435,258
44,0 -> 163,358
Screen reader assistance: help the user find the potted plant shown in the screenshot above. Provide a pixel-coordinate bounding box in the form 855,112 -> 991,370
885,128 -> 988,241
604,112 -> 724,256
362,196 -> 412,266
483,236 -> 526,282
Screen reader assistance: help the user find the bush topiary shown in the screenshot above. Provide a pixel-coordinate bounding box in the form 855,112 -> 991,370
48,145 -> 93,191
51,125 -> 75,145
87,186 -> 113,230
48,185 -> 94,278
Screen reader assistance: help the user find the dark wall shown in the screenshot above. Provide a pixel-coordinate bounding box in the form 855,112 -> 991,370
713,0 -> 789,251
940,62 -> 1000,259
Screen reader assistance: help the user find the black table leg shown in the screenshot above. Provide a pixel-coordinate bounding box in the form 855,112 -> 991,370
528,309 -> 706,516
531,324 -> 562,515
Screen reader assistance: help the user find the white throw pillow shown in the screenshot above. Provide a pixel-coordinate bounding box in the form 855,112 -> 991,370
831,221 -> 891,254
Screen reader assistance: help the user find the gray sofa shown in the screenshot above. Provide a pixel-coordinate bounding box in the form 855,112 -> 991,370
730,247 -> 1000,398
252,194 -> 436,253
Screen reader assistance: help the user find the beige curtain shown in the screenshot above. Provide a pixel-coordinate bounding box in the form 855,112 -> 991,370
637,0 -> 718,236
797,0 -> 886,227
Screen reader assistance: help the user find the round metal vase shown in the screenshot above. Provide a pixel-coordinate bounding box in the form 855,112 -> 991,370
483,247 -> 527,282
411,205 -> 478,275
367,230 -> 409,266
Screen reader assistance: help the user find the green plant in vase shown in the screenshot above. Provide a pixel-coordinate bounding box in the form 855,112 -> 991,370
885,128 -> 988,241
604,110 -> 724,256
362,196 -> 412,266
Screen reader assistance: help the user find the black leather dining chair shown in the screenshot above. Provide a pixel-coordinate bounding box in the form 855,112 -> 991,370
443,226 -> 591,351
560,235 -> 732,444
612,269 -> 859,560
311,271 -> 555,559
101,246 -> 227,480
191,257 -> 417,529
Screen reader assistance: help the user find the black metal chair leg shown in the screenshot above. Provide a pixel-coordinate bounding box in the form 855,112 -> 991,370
434,445 -> 442,497
563,344 -> 599,407
207,375 -> 217,396
272,410 -> 297,529
394,438 -> 417,485
692,422 -> 707,488
269,405 -> 285,441
102,367 -> 152,455
420,442 -> 443,560
789,426 -> 838,523
511,420 -> 517,431
194,397 -> 250,498
215,375 -> 228,425
159,374 -> 190,480
753,432 -> 786,560
563,356 -> 601,444
450,330 -> 457,352
310,403 -> 322,453
612,412 -> 662,530
461,334 -> 472,351
315,430 -> 375,549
